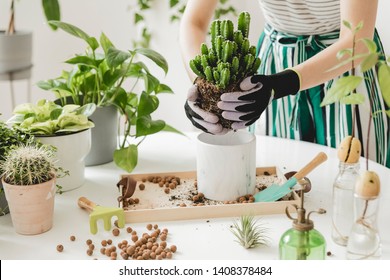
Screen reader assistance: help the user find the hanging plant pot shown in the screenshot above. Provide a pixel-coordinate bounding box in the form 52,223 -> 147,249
0,30 -> 33,81
2,177 -> 56,235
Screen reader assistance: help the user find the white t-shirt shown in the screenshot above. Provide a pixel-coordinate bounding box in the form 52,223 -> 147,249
258,0 -> 340,35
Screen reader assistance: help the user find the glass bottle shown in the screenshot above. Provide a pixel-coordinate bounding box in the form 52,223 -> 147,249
279,190 -> 326,260
346,171 -> 381,260
332,162 -> 360,246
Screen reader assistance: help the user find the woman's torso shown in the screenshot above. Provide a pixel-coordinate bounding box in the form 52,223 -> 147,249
258,0 -> 340,35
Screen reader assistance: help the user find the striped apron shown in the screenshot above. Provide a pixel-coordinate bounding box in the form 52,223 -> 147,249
250,24 -> 389,168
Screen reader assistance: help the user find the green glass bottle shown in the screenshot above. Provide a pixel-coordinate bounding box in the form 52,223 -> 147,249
279,189 -> 327,260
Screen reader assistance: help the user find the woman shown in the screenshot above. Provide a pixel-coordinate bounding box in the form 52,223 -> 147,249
180,0 -> 389,168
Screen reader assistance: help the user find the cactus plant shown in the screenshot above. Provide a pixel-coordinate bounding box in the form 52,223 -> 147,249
0,143 -> 66,186
190,12 -> 261,129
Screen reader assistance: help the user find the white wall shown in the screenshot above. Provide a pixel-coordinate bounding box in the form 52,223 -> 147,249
1,0 -> 389,133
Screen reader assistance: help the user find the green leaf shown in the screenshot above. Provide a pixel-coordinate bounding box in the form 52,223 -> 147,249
155,83 -> 174,94
72,103 -> 96,117
48,21 -> 90,43
106,47 -> 131,68
321,76 -> 363,106
65,55 -> 100,67
354,21 -> 364,34
113,145 -> 138,173
360,53 -> 378,72
163,124 -> 186,136
170,0 -> 179,8
100,32 -> 115,54
42,0 -> 60,30
138,92 -> 159,117
136,116 -> 165,137
378,63 -> 390,107
336,48 -> 353,60
340,93 -> 365,105
343,20 -> 352,30
142,73 -> 160,94
134,48 -> 168,75
360,38 -> 377,53
327,53 -> 370,72
86,37 -> 99,51
134,13 -> 144,24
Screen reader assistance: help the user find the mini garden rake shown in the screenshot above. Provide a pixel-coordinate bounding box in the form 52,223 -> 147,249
78,197 -> 125,234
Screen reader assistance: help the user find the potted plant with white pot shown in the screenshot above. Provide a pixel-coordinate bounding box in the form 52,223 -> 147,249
0,118 -> 35,216
0,0 -> 60,81
0,142 -> 66,235
7,99 -> 95,192
37,21 -> 183,172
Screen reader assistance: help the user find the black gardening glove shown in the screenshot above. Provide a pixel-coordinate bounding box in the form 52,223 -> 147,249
217,69 -> 300,129
184,84 -> 229,135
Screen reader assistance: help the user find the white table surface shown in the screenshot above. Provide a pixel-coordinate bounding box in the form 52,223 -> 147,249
0,131 -> 389,260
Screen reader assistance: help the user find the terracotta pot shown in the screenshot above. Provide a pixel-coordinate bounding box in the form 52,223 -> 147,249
2,177 -> 56,235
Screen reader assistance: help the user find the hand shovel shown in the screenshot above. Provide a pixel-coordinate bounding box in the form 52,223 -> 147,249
254,152 -> 328,202
78,197 -> 125,234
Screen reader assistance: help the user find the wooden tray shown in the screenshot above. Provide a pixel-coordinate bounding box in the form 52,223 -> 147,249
120,167 -> 300,223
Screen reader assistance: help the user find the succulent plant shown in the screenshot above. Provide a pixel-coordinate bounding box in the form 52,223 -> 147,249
230,215 -> 270,249
190,12 -> 261,90
190,12 -> 261,128
0,143 -> 66,186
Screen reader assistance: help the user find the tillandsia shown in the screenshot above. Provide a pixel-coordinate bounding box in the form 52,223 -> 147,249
190,12 -> 261,90
230,215 -> 270,249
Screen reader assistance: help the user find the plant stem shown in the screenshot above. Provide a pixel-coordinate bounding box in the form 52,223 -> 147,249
351,33 -> 357,139
7,0 -> 15,35
366,77 -> 375,170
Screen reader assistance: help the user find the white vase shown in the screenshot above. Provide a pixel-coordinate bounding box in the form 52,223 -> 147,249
2,177 -> 56,235
36,129 -> 91,192
196,131 -> 256,201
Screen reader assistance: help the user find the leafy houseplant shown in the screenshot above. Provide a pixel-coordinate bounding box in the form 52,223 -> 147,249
7,99 -> 96,135
37,21 -> 182,173
189,11 -> 261,129
0,119 -> 35,215
0,143 -> 66,234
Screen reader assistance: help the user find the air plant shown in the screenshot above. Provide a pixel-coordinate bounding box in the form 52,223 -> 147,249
230,215 -> 270,249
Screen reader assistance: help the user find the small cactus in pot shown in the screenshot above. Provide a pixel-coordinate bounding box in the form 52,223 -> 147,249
190,12 -> 261,129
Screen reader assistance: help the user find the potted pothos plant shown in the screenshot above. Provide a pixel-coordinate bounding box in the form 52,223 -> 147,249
0,0 -> 61,81
0,118 -> 35,216
7,99 -> 95,191
0,143 -> 67,235
37,21 -> 183,173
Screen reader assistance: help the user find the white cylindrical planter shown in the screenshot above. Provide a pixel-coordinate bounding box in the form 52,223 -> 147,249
2,178 -> 56,235
36,129 -> 91,192
0,30 -> 33,80
196,131 -> 256,201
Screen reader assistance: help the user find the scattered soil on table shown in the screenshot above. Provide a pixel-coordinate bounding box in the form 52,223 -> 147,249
119,172 -> 293,211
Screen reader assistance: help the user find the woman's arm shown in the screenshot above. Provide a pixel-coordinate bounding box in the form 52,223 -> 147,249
179,0 -> 218,82
294,0 -> 379,90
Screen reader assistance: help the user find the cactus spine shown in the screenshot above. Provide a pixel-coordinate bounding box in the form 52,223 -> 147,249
189,11 -> 260,89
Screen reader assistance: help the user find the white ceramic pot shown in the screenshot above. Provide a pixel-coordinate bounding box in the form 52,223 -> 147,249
2,177 -> 56,235
196,131 -> 256,201
36,129 -> 91,192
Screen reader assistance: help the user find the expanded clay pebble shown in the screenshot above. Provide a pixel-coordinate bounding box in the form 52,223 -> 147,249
112,228 -> 120,236
56,244 -> 64,252
70,235 -> 76,241
139,183 -> 146,191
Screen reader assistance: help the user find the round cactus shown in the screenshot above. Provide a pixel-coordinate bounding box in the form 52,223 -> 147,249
1,144 -> 58,186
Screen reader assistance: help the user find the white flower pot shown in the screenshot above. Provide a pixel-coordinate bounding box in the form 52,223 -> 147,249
196,131 -> 256,201
36,129 -> 91,192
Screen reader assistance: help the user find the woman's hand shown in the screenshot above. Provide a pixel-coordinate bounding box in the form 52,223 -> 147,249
218,70 -> 300,129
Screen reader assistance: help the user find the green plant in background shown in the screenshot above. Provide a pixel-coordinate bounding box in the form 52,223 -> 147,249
320,21 -> 390,169
190,12 -> 260,89
5,0 -> 61,34
7,99 -> 96,135
37,21 -> 182,173
230,215 -> 270,249
0,143 -> 67,186
130,0 -> 238,48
